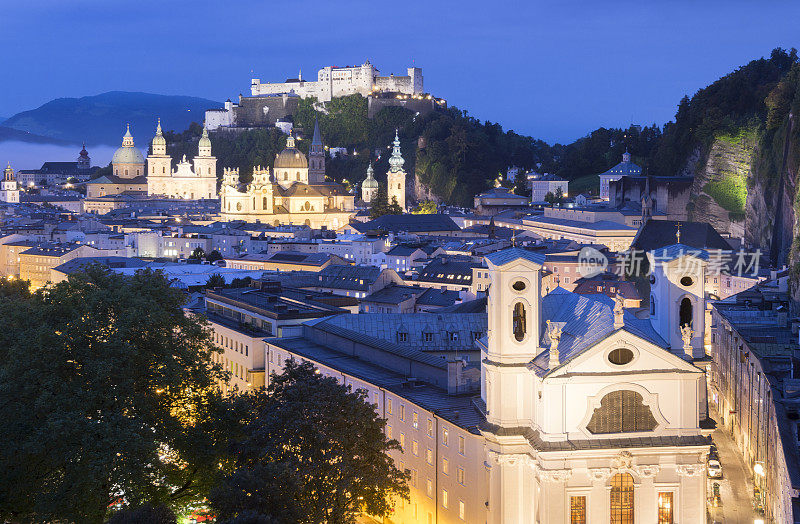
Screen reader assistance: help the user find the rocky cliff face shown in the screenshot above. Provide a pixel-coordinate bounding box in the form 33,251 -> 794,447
688,130 -> 755,241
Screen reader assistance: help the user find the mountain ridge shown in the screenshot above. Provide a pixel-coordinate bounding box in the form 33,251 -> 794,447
2,91 -> 221,147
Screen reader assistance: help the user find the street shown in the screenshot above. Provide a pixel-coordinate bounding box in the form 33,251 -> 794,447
708,424 -> 759,524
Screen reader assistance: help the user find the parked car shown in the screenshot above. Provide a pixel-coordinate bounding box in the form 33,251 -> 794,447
708,459 -> 723,478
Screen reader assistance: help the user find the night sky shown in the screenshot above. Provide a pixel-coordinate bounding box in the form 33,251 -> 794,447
2,0 -> 799,143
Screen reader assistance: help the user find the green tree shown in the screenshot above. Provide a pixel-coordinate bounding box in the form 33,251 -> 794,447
210,360 -> 408,524
0,266 -> 231,523
189,247 -> 206,260
206,273 -> 226,288
207,250 -> 224,263
411,200 -> 437,214
369,185 -> 390,218
107,504 -> 176,524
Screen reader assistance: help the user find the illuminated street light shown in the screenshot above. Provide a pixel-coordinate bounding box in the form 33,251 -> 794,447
754,462 -> 765,477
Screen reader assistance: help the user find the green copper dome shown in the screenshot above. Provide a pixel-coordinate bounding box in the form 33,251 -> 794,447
198,126 -> 211,151
112,124 -> 145,165
363,163 -> 378,188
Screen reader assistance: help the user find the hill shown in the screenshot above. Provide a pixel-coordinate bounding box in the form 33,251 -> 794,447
0,125 -> 71,145
2,91 -> 220,146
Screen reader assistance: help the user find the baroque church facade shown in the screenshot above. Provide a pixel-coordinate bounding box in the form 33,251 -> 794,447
1,163 -> 20,203
219,121 -> 355,228
147,120 -> 217,200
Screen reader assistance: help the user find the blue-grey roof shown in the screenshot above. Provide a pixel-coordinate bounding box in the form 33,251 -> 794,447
531,287 -> 669,376
485,247 -> 546,266
651,243 -> 710,262
318,312 -> 486,353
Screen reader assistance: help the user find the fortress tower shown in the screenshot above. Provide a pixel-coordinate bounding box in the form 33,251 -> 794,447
386,130 -> 406,211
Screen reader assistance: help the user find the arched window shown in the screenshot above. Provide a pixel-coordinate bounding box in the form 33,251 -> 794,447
284,173 -> 288,181
610,473 -> 634,524
296,171 -> 300,180
162,166 -> 166,174
398,183 -> 401,189
679,297 -> 692,328
253,197 -> 256,209
587,390 -> 657,434
512,302 -> 526,342
263,196 -> 268,208
650,296 -> 655,316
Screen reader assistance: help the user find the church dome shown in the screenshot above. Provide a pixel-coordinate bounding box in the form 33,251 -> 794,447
151,119 -> 166,149
112,125 -> 145,165
274,133 -> 308,170
363,164 -> 378,188
198,126 -> 211,151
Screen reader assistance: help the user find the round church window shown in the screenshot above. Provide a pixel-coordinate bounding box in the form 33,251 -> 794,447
608,347 -> 634,365
512,280 -> 526,292
680,276 -> 693,287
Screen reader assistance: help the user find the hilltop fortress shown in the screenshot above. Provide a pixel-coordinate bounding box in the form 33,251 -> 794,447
206,61 -> 436,131
250,60 -> 422,101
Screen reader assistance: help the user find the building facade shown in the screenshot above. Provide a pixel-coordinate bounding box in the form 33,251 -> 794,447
146,120 -> 217,199
219,132 -> 354,228
1,164 -> 20,203
85,126 -> 148,198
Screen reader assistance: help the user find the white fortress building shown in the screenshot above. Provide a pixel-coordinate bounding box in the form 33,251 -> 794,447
250,60 -> 423,102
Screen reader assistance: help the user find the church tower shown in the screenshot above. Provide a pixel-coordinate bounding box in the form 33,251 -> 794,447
649,231 -> 707,359
193,126 -> 217,198
308,119 -> 326,184
361,163 -> 378,203
77,143 -> 91,171
386,130 -> 406,211
1,163 -> 20,203
147,119 -> 171,196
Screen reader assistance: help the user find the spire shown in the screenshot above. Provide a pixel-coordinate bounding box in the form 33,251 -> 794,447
156,118 -> 163,136
198,124 -> 212,156
121,124 -> 135,147
388,129 -> 405,172
286,131 -> 296,149
151,118 -> 166,154
312,118 -> 322,146
676,222 -> 682,244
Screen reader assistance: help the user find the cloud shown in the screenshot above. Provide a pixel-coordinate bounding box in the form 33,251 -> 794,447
0,142 -> 123,170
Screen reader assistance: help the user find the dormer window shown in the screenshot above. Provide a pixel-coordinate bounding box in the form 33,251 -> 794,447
398,332 -> 408,342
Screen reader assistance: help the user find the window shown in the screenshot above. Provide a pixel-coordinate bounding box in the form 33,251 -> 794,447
457,467 -> 464,485
458,436 -> 465,455
570,496 -> 586,524
427,419 -> 434,437
512,280 -> 526,291
513,302 -> 526,341
657,492 -> 673,524
399,433 -> 405,450
608,348 -> 634,365
413,412 -> 419,429
679,297 -> 693,328
386,425 -> 392,439
400,404 -> 405,421
448,331 -> 458,341
411,468 -> 418,487
587,390 -> 657,434
442,489 -> 449,509
426,478 -> 433,497
412,440 -> 418,456
424,332 -> 433,342
387,398 -> 393,415
398,332 -> 408,342
442,457 -> 449,475
610,473 -> 634,524
459,500 -> 465,520
442,428 -> 449,446
426,448 -> 433,465
650,296 -> 656,316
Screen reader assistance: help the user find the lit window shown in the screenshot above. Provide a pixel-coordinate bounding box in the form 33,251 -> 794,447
658,492 -> 673,524
413,412 -> 419,429
459,500 -> 466,520
443,429 -> 449,446
457,467 -> 464,485
387,425 -> 392,439
570,496 -> 586,524
458,436 -> 465,455
426,448 -> 433,465
412,440 -> 418,456
426,478 -> 433,497
399,433 -> 405,450
442,489 -> 449,509
427,419 -> 433,437
442,458 -> 449,475
387,398 -> 393,415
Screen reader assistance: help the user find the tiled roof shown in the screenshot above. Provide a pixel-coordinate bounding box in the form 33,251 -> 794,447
353,214 -> 461,233
631,220 -> 731,252
486,247 -> 546,266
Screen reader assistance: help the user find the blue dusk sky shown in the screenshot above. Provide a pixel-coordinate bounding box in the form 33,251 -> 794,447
1,0 -> 799,144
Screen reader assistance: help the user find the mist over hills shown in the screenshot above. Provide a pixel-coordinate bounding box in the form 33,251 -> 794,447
1,91 -> 221,146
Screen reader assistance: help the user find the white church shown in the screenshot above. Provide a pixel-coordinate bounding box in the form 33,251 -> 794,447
256,242 -> 712,523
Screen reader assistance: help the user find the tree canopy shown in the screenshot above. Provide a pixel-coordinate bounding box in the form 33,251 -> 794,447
210,359 -> 408,524
0,268 -> 230,523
